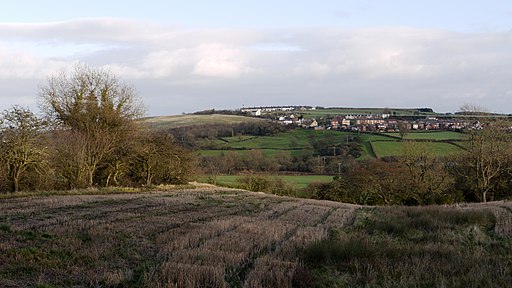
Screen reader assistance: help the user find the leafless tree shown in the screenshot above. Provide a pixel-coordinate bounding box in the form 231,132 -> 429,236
39,64 -> 144,188
459,121 -> 512,202
0,106 -> 48,192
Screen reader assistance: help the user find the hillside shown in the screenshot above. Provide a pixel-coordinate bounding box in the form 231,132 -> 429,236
1,188 -> 511,287
199,129 -> 466,159
138,114 -> 265,129
138,113 -> 466,161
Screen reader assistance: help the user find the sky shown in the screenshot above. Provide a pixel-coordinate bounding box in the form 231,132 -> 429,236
1,1 -> 512,115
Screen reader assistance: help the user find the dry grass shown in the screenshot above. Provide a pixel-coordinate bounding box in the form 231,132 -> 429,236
0,188 -> 356,287
2,187 -> 509,287
302,202 -> 512,287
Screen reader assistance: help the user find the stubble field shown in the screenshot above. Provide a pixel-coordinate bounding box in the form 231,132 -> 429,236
1,186 -> 512,287
0,186 -> 357,287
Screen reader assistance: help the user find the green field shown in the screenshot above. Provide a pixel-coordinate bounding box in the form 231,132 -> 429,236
197,149 -> 298,157
201,129 -> 394,159
371,141 -> 463,158
384,131 -> 467,141
197,174 -> 334,188
200,129 -> 465,160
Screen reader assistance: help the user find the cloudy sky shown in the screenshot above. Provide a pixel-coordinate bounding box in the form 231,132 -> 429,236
1,0 -> 512,115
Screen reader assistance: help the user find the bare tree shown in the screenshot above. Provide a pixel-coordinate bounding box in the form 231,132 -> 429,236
398,121 -> 410,140
40,64 -> 144,130
401,141 -> 452,203
0,106 -> 48,192
130,132 -> 198,186
458,121 -> 512,202
459,103 -> 490,115
39,64 -> 144,188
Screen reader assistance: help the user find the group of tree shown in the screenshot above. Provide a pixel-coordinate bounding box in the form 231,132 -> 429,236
199,136 -> 362,177
168,121 -> 292,149
0,64 -> 197,193
307,119 -> 512,205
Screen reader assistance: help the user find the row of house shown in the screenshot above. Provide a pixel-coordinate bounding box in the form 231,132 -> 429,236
332,115 -> 481,132
277,113 -> 480,132
241,106 -> 315,116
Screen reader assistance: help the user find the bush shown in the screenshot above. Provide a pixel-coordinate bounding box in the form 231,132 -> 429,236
236,175 -> 295,196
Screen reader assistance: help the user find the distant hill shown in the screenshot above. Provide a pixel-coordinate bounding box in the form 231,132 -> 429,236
138,114 -> 266,129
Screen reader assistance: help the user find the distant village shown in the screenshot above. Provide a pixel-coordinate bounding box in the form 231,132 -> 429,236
239,106 -> 484,132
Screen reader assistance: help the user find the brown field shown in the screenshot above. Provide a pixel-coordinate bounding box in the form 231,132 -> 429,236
1,186 -> 512,287
0,186 -> 357,287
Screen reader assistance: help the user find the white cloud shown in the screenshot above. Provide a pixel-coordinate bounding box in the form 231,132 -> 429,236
0,18 -> 512,115
0,44 -> 67,79
193,43 -> 251,78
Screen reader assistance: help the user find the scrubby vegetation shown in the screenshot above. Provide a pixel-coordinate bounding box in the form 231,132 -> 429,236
301,205 -> 512,287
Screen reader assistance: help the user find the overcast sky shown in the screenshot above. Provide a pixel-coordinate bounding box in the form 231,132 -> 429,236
1,0 -> 512,115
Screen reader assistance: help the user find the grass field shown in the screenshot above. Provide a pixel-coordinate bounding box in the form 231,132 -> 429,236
211,129 -> 393,150
371,141 -> 462,158
1,188 -> 511,287
197,175 -> 334,189
138,114 -> 265,129
200,129 -> 465,160
201,129 -> 395,159
384,131 -> 467,141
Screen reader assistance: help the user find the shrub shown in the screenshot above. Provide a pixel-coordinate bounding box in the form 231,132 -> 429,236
236,175 -> 295,196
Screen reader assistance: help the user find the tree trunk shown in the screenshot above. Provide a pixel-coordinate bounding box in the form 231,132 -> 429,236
10,167 -> 20,193
87,168 -> 94,188
12,177 -> 19,193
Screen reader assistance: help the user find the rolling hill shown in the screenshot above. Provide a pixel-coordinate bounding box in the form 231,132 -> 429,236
138,114 -> 266,129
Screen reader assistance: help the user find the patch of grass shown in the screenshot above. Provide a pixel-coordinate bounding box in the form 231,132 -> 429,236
36,284 -> 57,288
371,141 -> 462,158
198,149 -> 287,157
198,174 -> 333,189
384,131 -> 467,141
19,230 -> 54,241
0,185 -> 196,200
301,206 -> 511,287
0,223 -> 11,232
